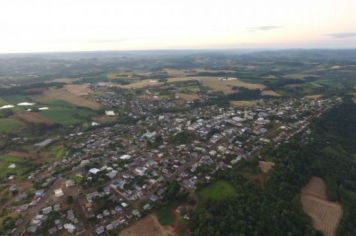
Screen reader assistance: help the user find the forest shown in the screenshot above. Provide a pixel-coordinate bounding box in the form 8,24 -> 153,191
190,98 -> 356,236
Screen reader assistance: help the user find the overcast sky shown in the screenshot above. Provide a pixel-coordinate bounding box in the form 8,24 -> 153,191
0,0 -> 356,53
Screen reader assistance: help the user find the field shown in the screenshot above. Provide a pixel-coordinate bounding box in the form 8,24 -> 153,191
15,111 -> 52,124
259,161 -> 275,174
175,93 -> 200,101
0,98 -> 8,106
168,77 -> 266,94
64,84 -> 92,96
0,155 -> 32,180
261,89 -> 281,97
301,177 -> 342,236
119,76 -> 266,94
40,106 -> 93,126
198,180 -> 237,202
120,79 -> 162,89
35,87 -> 100,110
119,214 -> 176,236
230,100 -> 257,108
0,118 -> 25,133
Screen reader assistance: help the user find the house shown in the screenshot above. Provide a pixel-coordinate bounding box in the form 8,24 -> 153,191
42,206 -> 53,215
54,188 -> 64,197
96,226 -> 105,235
120,154 -> 131,160
64,223 -> 76,233
65,179 -> 75,187
105,110 -> 115,116
89,168 -> 101,175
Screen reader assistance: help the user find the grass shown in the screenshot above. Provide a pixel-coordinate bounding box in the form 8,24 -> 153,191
198,180 -> 237,202
1,95 -> 28,104
156,202 -> 177,225
0,155 -> 32,180
156,206 -> 175,225
40,107 -> 93,126
43,99 -> 75,107
0,97 -> 8,106
49,145 -> 65,159
0,118 -> 25,133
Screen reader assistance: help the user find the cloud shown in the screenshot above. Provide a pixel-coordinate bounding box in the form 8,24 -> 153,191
248,26 -> 282,32
328,32 -> 356,39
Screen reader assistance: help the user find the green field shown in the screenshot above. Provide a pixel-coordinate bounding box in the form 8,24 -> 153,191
198,180 -> 237,202
0,155 -> 32,180
0,97 -> 8,106
1,95 -> 29,104
40,107 -> 93,126
0,118 -> 24,133
49,145 -> 65,159
156,201 -> 179,225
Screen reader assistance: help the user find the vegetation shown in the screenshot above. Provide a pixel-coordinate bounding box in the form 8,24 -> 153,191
198,180 -> 237,202
0,118 -> 24,133
0,155 -> 34,180
191,99 -> 356,236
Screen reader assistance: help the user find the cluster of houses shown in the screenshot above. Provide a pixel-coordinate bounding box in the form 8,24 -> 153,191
2,85 -> 342,235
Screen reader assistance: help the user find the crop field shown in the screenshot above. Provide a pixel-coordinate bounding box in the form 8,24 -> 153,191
119,76 -> 266,94
301,177 -> 342,236
230,100 -> 257,108
175,93 -> 200,101
198,180 -> 237,202
168,77 -> 266,93
0,155 -> 32,180
0,118 -> 25,133
64,84 -> 92,96
35,87 -> 101,110
15,111 -> 52,124
261,89 -> 281,97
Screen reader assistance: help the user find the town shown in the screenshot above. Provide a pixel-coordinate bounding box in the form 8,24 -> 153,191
1,83 -> 342,235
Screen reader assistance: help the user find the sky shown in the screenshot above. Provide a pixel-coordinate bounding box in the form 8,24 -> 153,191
0,0 -> 356,53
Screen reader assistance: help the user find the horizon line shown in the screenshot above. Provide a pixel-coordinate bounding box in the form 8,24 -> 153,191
1,47 -> 356,56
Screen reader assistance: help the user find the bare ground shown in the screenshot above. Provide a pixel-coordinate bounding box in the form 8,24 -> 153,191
259,161 -> 275,174
301,177 -> 342,236
119,214 -> 177,236
15,111 -> 52,124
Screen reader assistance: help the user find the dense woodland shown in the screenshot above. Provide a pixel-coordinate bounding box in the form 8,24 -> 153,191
191,98 -> 356,236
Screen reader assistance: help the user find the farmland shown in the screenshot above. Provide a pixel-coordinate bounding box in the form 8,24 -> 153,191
301,177 -> 342,236
230,100 -> 257,108
35,87 -> 101,110
15,111 -> 51,124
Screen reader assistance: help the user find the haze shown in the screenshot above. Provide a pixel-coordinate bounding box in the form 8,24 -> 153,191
1,0 -> 356,53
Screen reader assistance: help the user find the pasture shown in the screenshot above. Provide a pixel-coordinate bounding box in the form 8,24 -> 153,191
0,118 -> 24,133
198,180 -> 237,202
40,106 -> 93,126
